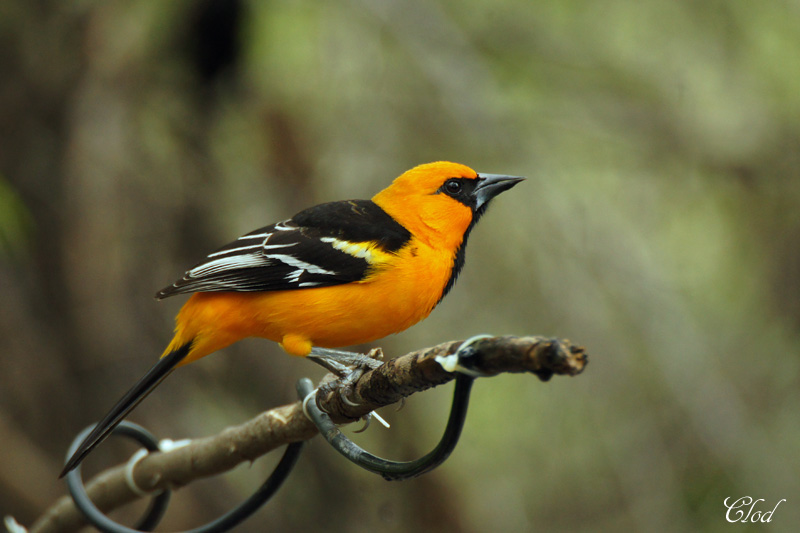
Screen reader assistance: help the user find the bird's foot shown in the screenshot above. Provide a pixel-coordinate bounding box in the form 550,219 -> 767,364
307,347 -> 385,422
307,347 -> 384,377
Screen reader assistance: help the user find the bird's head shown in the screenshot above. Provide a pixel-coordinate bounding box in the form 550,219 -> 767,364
372,162 -> 524,247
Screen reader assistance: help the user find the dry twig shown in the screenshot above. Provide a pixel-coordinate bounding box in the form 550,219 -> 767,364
28,336 -> 587,533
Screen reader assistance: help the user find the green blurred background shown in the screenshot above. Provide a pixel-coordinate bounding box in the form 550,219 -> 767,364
2,1 -> 799,531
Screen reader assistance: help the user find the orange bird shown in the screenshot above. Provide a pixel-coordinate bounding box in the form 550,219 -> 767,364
61,161 -> 523,476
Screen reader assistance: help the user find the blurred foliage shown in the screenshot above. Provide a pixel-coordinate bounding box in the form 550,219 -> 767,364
1,0 -> 799,532
0,176 -> 32,258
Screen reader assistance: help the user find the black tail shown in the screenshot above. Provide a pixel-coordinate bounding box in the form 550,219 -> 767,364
59,342 -> 192,478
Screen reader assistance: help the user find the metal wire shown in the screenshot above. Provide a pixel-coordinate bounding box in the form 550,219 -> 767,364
65,421 -> 304,533
297,373 -> 475,481
65,422 -> 169,532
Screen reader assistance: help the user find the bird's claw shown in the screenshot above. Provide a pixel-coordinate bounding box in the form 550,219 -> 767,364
308,347 -> 388,429
317,363 -> 366,408
307,347 -> 383,377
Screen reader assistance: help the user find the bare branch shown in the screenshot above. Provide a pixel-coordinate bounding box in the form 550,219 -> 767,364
28,336 -> 587,533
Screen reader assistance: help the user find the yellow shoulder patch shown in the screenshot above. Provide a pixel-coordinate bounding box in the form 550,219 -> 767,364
320,237 -> 394,266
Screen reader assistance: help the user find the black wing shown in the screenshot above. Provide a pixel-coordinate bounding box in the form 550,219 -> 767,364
156,200 -> 411,299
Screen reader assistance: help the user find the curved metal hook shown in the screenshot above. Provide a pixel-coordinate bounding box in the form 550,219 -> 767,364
297,372 -> 475,481
65,421 -> 304,533
65,421 -> 169,532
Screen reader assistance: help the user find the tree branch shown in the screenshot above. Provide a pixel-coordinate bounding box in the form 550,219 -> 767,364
28,336 -> 587,533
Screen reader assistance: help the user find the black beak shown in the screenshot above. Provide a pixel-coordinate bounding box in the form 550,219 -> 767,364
474,173 -> 525,210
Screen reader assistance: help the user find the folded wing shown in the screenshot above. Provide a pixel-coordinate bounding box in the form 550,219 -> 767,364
156,200 -> 411,299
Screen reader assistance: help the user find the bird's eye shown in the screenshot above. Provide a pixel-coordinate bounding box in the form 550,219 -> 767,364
444,179 -> 462,195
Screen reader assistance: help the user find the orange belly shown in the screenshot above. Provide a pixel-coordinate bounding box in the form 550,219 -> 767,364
165,238 -> 456,365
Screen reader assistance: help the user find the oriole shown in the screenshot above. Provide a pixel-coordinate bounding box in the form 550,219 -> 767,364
60,161 -> 523,476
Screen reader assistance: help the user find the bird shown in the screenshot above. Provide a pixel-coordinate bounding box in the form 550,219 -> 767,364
60,161 -> 523,477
